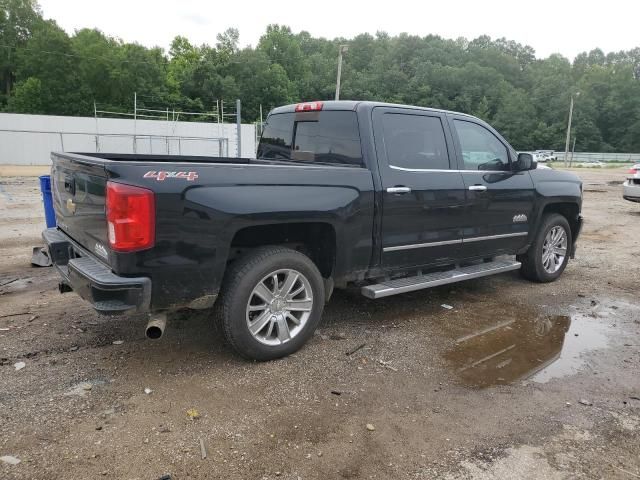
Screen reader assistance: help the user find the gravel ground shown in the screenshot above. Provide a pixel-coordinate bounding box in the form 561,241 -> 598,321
0,167 -> 639,480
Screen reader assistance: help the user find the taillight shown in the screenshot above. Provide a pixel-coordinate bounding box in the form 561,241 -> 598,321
295,101 -> 323,112
629,168 -> 638,174
106,181 -> 155,252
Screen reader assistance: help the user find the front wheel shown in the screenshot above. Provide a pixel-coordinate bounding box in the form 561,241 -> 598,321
218,246 -> 325,361
518,213 -> 572,283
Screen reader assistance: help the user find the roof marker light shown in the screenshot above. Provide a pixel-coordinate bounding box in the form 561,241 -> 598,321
295,101 -> 324,112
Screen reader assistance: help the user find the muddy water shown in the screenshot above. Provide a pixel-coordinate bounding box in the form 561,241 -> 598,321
443,311 -> 613,388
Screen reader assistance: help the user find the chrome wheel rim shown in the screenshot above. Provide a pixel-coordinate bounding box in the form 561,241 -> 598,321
542,226 -> 568,274
246,269 -> 313,346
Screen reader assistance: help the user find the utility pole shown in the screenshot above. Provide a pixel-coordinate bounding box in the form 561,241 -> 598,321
570,136 -> 577,167
335,45 -> 349,101
563,92 -> 579,167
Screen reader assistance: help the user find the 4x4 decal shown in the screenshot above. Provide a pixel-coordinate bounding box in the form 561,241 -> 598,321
144,171 -> 198,181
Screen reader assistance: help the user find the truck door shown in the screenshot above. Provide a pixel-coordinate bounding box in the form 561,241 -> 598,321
372,107 -> 466,270
448,115 -> 535,258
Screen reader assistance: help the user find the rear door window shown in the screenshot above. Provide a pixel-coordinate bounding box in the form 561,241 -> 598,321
257,111 -> 363,166
381,113 -> 450,170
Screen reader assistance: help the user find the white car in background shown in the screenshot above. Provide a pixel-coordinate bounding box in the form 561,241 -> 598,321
576,161 -> 606,168
623,164 -> 640,203
535,151 -> 557,163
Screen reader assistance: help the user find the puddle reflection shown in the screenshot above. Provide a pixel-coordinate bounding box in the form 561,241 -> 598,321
444,313 -> 611,388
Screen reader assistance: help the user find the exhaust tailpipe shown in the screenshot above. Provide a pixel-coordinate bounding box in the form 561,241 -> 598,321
145,313 -> 167,340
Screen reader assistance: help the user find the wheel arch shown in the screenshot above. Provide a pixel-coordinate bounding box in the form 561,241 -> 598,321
228,222 -> 337,279
540,202 -> 580,251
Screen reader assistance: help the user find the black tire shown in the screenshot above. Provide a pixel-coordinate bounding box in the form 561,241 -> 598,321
218,246 -> 325,361
518,213 -> 572,283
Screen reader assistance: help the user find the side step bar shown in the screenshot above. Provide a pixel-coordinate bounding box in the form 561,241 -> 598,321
361,259 -> 521,299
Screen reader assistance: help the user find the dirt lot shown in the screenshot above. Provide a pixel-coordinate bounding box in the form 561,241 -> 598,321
1,167 -> 639,480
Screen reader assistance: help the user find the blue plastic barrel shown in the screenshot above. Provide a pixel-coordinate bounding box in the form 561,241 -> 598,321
39,175 -> 56,228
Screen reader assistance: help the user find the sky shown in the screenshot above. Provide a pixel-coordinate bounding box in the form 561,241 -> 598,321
38,0 -> 639,60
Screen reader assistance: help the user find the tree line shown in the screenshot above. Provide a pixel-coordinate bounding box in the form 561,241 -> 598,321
1,0 -> 640,152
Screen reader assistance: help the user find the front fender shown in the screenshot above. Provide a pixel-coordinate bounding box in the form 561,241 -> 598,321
526,169 -> 583,250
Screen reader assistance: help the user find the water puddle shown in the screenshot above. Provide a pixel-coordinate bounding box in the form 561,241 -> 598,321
443,312 -> 613,388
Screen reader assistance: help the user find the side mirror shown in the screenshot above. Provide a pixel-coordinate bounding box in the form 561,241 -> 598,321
515,153 -> 537,171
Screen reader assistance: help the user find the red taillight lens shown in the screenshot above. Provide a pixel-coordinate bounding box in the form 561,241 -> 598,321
106,181 -> 155,252
295,101 -> 323,112
629,168 -> 638,174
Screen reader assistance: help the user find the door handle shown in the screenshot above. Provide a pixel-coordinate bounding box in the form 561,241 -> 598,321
386,186 -> 412,194
468,185 -> 487,192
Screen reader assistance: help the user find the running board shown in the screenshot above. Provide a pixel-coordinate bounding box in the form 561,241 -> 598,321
361,259 -> 521,299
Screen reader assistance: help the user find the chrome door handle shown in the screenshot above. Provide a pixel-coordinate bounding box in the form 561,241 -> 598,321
468,185 -> 488,192
386,186 -> 412,194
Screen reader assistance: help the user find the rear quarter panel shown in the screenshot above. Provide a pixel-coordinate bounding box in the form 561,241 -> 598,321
107,162 -> 375,310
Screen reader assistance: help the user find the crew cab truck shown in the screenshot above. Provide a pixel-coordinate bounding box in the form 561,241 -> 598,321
44,100 -> 583,361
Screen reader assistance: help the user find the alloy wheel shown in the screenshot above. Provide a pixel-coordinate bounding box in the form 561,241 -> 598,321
245,269 -> 313,346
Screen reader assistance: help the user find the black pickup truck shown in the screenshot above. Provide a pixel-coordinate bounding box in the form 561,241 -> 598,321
44,100 -> 583,360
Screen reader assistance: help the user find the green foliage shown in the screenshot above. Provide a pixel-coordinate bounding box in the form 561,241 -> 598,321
0,0 -> 41,100
1,1 -> 640,152
13,18 -> 87,114
5,74 -> 41,111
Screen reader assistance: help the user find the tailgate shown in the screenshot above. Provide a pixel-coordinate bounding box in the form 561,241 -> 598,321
51,154 -> 111,264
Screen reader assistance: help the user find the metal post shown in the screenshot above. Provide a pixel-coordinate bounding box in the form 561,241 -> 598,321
166,107 -> 170,154
59,133 -> 64,151
236,99 -> 242,158
94,100 -> 100,152
335,45 -> 348,101
570,136 -> 576,167
133,91 -> 137,154
216,99 -> 221,144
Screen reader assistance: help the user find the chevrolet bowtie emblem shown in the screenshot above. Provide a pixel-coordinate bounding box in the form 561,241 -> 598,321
66,198 -> 76,214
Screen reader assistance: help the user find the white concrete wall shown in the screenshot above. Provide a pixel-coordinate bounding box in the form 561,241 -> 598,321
0,113 -> 256,165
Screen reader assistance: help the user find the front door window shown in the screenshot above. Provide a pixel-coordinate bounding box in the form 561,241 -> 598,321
454,120 -> 510,171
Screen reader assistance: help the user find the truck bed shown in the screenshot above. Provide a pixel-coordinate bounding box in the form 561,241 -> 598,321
48,150 -> 376,312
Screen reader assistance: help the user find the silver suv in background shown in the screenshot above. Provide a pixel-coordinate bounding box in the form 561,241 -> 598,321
623,164 -> 640,203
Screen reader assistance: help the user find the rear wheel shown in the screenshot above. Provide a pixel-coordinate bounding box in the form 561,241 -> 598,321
218,246 -> 325,361
518,213 -> 572,283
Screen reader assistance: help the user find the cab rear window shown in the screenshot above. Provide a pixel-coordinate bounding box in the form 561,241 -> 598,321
257,111 -> 363,166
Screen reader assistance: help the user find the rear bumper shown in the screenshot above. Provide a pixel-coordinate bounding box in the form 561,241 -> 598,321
43,228 -> 151,315
623,180 -> 640,202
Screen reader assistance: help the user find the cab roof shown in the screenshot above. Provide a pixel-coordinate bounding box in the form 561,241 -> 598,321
269,100 -> 473,118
